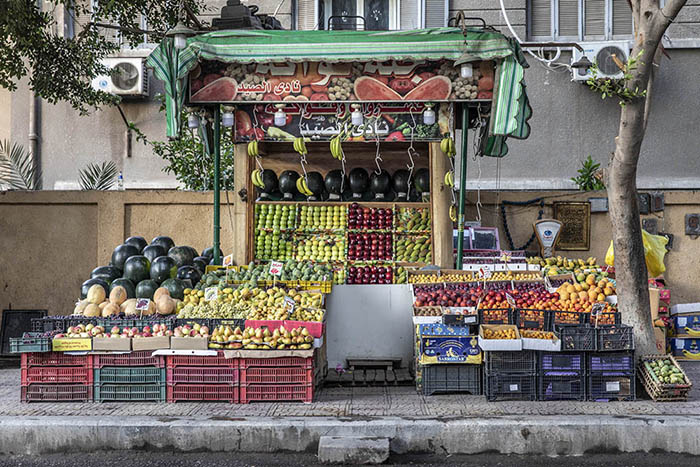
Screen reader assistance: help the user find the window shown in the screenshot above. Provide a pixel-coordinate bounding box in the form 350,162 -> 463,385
528,0 -> 633,41
320,0 -> 399,30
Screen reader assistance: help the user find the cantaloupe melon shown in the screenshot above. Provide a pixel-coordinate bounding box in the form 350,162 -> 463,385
121,298 -> 136,313
153,287 -> 171,303
87,284 -> 106,304
102,303 -> 120,317
109,286 -> 128,306
84,303 -> 101,317
73,299 -> 89,315
156,296 -> 175,315
139,299 -> 157,316
123,299 -> 138,316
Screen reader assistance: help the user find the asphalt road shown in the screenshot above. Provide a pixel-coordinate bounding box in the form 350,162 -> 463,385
0,451 -> 698,467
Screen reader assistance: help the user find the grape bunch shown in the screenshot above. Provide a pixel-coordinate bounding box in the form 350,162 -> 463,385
453,77 -> 479,100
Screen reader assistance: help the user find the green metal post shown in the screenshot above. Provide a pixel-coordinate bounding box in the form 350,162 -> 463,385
456,106 -> 468,270
213,107 -> 221,265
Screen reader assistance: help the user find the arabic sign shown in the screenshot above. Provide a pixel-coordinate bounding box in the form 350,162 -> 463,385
189,59 -> 495,104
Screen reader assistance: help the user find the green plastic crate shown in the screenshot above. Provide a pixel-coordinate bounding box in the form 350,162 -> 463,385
10,335 -> 51,353
94,367 -> 166,385
94,383 -> 166,402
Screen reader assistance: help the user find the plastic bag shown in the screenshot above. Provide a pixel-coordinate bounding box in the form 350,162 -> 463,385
604,230 -> 668,277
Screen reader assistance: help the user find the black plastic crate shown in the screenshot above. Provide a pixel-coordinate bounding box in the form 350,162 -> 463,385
548,310 -> 586,327
209,318 -> 246,330
418,364 -> 481,396
31,317 -> 66,333
588,312 -> 621,326
478,308 -> 513,325
588,371 -> 635,401
485,373 -> 537,401
556,324 -> 596,351
175,318 -> 212,329
589,352 -> 634,373
485,351 -> 537,374
539,352 -> 585,374
538,373 -> 586,401
442,313 -> 479,326
596,325 -> 634,352
515,309 -> 549,330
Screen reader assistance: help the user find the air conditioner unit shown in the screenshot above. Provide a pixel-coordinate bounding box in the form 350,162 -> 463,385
91,57 -> 149,97
571,41 -> 630,82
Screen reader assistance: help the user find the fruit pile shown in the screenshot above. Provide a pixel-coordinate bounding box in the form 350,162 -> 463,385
413,307 -> 441,317
173,323 -> 209,338
209,325 -> 314,350
408,272 -> 441,284
298,205 -> 346,230
74,284 -> 179,318
644,358 -> 688,385
208,325 -> 244,349
520,330 -> 556,340
348,204 -> 393,230
255,204 -> 296,230
395,207 -> 430,232
556,276 -> 616,303
347,232 -> 392,261
347,265 -> 394,285
482,327 -> 517,339
227,260 -> 333,284
295,234 -> 346,262
527,255 -> 601,276
395,235 -> 431,262
89,323 -> 173,339
394,266 -> 408,284
485,271 -> 541,281
255,230 -> 294,260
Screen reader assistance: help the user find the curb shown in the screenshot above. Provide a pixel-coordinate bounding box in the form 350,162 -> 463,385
1,415 -> 699,455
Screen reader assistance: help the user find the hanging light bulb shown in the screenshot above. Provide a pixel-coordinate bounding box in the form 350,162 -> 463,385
187,112 -> 200,129
274,104 -> 287,126
221,107 -> 235,128
422,104 -> 436,125
460,63 -> 473,79
351,104 -> 363,126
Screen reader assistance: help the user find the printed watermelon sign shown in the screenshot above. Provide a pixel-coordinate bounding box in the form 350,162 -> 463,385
136,299 -> 150,311
269,261 -> 284,276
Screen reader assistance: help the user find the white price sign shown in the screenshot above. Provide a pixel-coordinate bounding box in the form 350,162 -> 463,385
223,254 -> 234,267
269,261 -> 284,276
284,296 -> 296,315
136,298 -> 150,311
204,287 -> 219,302
606,381 -> 621,393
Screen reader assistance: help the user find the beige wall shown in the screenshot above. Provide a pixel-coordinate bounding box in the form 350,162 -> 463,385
0,87 -> 10,143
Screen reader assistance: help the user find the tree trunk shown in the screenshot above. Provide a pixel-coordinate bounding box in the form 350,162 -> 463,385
607,0 -> 687,356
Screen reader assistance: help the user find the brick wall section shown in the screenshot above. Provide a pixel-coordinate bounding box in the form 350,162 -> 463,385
450,0 -> 526,39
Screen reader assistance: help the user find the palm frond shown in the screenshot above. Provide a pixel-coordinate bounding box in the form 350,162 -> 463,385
0,140 -> 41,190
79,161 -> 118,190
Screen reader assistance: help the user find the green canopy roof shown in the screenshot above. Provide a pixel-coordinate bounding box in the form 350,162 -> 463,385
147,27 -> 531,155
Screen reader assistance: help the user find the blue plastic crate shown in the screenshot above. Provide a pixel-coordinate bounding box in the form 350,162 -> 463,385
588,352 -> 634,373
540,352 -> 585,374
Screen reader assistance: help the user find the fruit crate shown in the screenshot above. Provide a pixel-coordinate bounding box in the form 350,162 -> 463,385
167,366 -> 238,385
94,367 -> 166,384
97,317 -> 175,330
589,312 -> 621,326
240,366 -> 313,385
538,373 -> 586,401
596,325 -> 634,352
22,366 -> 93,385
539,352 -> 585,374
10,334 -> 51,353
166,351 -> 236,368
21,352 -> 91,368
174,318 -> 212,329
484,351 -> 537,374
556,324 -> 596,351
167,383 -> 239,403
478,308 -> 514,325
515,309 -> 549,330
94,383 -> 166,402
21,384 -> 93,403
238,356 -> 313,369
638,354 -> 693,402
589,352 -> 635,373
588,371 -> 636,401
31,317 -> 66,333
417,364 -> 481,396
240,383 -> 313,403
548,310 -> 586,327
485,373 -> 537,401
92,351 -> 164,368
209,318 -> 246,330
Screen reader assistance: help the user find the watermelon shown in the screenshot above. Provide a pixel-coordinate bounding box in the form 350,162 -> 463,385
110,278 -> 136,299
111,244 -> 140,271
201,246 -> 224,260
150,256 -> 177,284
142,244 -> 167,263
192,256 -> 208,273
414,168 -> 430,193
168,246 -> 195,268
184,246 -> 199,261
135,279 -> 159,299
177,265 -> 202,288
123,255 -> 151,284
91,265 -> 121,284
81,278 -> 109,300
125,236 -> 147,252
161,278 -> 186,300
151,236 -> 175,252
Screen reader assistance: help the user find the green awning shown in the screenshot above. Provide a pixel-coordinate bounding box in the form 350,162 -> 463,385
147,27 -> 530,154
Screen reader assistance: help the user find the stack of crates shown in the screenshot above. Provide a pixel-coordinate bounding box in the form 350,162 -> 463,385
166,352 -> 239,403
21,352 -> 93,402
588,352 -> 635,401
239,356 -> 314,403
538,352 -> 586,401
93,351 -> 165,402
484,351 -> 537,401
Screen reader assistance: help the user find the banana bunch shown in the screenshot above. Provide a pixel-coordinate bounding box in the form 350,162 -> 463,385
449,205 -> 457,222
296,176 -> 313,196
330,135 -> 344,160
293,137 -> 308,155
444,171 -> 455,187
440,136 -> 456,157
251,169 -> 265,188
247,140 -> 259,157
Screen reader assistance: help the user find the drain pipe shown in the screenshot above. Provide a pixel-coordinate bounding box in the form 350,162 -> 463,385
28,92 -> 41,189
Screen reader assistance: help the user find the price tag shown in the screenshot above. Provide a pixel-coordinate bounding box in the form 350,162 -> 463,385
284,296 -> 296,315
269,260 -> 284,276
223,254 -> 234,267
136,298 -> 150,311
204,287 -> 219,302
505,293 -> 516,307
591,302 -> 606,315
606,381 -> 621,393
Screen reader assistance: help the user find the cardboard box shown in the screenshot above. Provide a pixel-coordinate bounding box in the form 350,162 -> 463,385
92,337 -> 131,351
670,303 -> 700,316
170,337 -> 208,350
522,334 -> 561,352
672,313 -> 700,337
131,336 -> 170,351
418,335 -> 482,364
653,327 -> 667,354
670,337 -> 700,360
649,287 -> 660,320
52,338 -> 92,352
478,325 -> 522,351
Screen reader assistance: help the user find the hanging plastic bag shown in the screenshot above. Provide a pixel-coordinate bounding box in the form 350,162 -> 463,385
605,230 -> 668,277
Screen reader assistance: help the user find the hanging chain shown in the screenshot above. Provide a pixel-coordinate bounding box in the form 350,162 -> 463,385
374,128 -> 383,175
500,199 -> 545,251
406,108 -> 419,196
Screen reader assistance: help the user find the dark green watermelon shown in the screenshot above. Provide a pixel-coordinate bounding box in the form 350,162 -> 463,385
349,168 -> 369,195
110,244 -> 140,271
161,278 -> 186,300
261,169 -> 279,193
177,265 -> 202,288
168,246 -> 195,268
123,255 -> 151,284
151,236 -> 175,252
150,256 -> 177,284
135,279 -> 159,299
110,278 -> 136,299
91,265 -> 121,284
192,257 -> 208,273
184,246 -> 199,261
125,236 -> 147,252
324,170 -> 347,195
414,168 -> 430,193
142,244 -> 166,263
80,278 -> 109,300
306,172 -> 324,196
201,246 -> 223,259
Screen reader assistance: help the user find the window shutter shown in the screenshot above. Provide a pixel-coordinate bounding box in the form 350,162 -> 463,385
612,0 -> 633,36
298,0 -> 318,30
558,0 -> 579,37
584,0 -> 606,37
423,0 -> 447,28
530,0 -> 552,38
400,0 -> 420,30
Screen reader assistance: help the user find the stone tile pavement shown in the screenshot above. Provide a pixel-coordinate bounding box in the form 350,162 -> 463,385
2,363 -> 700,418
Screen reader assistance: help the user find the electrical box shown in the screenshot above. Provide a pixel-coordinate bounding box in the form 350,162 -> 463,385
638,193 -> 651,215
685,214 -> 700,236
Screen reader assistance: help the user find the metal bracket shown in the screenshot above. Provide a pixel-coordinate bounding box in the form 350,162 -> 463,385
685,214 -> 700,236
638,193 -> 651,215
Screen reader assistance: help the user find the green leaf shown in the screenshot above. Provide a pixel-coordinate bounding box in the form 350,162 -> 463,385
79,161 -> 118,190
0,139 -> 40,190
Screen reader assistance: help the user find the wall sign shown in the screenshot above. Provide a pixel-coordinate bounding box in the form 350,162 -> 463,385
553,202 -> 591,251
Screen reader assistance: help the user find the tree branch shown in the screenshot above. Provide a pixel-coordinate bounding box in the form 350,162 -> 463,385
663,0 -> 688,20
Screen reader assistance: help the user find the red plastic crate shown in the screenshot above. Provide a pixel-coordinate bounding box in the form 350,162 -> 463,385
239,356 -> 313,369
240,383 -> 313,403
21,384 -> 93,402
22,366 -> 93,385
166,383 -> 239,403
21,352 -> 91,368
240,366 -> 313,385
93,351 -> 164,368
166,351 -> 236,368
167,366 -> 238,385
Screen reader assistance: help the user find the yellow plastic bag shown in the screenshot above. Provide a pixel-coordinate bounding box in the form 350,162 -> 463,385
604,230 -> 668,277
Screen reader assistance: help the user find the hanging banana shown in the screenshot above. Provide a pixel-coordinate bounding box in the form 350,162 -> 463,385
247,140 -> 259,157
293,137 -> 308,156
443,171 -> 454,188
449,205 -> 457,222
440,136 -> 456,158
330,135 -> 343,160
251,169 -> 265,188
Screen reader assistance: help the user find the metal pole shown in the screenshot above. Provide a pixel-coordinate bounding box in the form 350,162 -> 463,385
456,106 -> 468,270
213,107 -> 221,265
